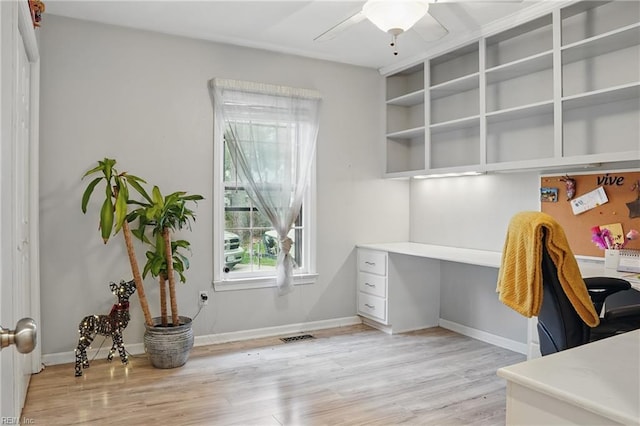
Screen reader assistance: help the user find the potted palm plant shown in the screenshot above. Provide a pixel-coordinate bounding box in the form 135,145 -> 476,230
81,158 -> 154,327
82,158 -> 203,369
130,185 -> 203,368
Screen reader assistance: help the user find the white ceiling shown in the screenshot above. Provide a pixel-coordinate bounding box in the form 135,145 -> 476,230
43,0 -> 549,71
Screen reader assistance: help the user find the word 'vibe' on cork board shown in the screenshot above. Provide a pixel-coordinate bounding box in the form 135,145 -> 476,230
540,171 -> 640,257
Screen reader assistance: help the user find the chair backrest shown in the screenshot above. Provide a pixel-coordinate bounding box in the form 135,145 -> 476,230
537,229 -> 591,356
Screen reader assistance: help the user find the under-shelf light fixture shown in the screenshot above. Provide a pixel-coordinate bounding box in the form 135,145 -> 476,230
413,171 -> 485,179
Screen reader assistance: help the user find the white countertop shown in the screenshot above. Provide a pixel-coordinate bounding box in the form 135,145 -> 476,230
497,329 -> 640,425
356,242 -> 502,268
356,242 -> 640,290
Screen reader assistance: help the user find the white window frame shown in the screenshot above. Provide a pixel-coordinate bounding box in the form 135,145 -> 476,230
212,116 -> 317,291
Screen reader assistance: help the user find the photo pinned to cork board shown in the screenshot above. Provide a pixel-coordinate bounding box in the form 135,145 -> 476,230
540,170 -> 640,257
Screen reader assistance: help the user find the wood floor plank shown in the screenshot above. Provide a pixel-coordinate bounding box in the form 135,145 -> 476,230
22,324 -> 524,425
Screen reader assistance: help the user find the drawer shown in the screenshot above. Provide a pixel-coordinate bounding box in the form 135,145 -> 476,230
358,249 -> 387,276
358,292 -> 387,323
358,271 -> 387,298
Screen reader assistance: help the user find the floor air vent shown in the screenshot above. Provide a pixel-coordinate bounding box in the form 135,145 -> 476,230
280,334 -> 315,343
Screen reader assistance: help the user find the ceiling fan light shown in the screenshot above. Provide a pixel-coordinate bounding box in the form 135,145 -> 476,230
362,0 -> 430,33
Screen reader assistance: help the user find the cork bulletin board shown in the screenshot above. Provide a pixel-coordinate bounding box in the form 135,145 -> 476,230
540,171 -> 640,257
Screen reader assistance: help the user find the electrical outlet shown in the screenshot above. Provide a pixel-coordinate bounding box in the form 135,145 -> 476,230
199,291 -> 209,306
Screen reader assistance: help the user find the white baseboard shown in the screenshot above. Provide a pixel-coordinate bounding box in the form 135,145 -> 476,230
42,316 -> 362,366
438,319 -> 528,355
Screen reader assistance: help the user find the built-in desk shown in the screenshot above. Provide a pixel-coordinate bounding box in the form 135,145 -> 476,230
356,242 -> 640,357
357,242 -> 502,268
497,329 -> 640,425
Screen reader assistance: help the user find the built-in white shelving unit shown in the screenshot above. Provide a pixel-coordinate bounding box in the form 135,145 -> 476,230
383,0 -> 640,177
385,63 -> 425,174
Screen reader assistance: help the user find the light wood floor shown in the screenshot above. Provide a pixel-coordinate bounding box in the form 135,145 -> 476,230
22,325 -> 525,425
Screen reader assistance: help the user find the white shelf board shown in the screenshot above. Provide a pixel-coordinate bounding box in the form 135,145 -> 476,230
386,126 -> 425,140
421,164 -> 485,177
486,152 -> 639,173
430,115 -> 480,134
486,50 -> 553,84
387,89 -> 425,107
486,100 -> 554,124
562,82 -> 640,111
383,169 -> 424,179
562,23 -> 640,64
429,73 -> 480,100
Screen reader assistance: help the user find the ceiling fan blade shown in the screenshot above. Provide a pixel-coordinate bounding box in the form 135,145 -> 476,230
412,12 -> 449,42
314,11 -> 366,42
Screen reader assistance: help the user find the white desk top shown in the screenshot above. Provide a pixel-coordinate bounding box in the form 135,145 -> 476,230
497,329 -> 640,425
356,242 -> 640,290
356,242 -> 502,268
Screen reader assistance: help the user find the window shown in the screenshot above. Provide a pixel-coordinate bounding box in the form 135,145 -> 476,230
211,79 -> 319,291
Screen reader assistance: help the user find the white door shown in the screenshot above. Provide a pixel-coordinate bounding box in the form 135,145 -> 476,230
14,27 -> 33,414
0,1 -> 41,419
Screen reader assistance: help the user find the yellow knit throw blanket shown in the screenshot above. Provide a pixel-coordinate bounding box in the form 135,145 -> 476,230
496,211 -> 599,327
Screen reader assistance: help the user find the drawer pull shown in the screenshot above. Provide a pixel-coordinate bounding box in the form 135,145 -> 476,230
364,304 -> 375,309
365,282 -> 376,287
364,261 -> 376,266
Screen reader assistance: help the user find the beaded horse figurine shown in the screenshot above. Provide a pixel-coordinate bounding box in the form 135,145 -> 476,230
74,279 -> 136,377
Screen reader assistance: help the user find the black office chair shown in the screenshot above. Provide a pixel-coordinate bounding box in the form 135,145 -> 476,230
537,229 -> 640,356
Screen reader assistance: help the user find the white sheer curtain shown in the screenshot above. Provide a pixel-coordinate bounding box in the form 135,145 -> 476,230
210,78 -> 321,294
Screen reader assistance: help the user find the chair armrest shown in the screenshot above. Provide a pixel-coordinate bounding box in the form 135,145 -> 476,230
584,276 -> 631,292
604,304 -> 640,321
584,277 -> 631,314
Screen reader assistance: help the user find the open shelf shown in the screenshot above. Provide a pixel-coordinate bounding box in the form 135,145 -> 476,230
386,136 -> 425,174
430,125 -> 481,169
387,89 -> 425,107
486,51 -> 553,84
486,14 -> 553,69
430,116 -> 480,135
386,63 -> 424,101
562,82 -> 640,111
486,100 -> 554,124
430,42 -> 479,87
562,0 -> 640,46
430,73 -> 480,100
387,126 -> 425,140
562,23 -> 640,64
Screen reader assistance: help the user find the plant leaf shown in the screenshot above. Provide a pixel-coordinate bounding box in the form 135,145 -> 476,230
100,197 -> 114,243
152,186 -> 163,207
104,159 -> 115,182
81,177 -> 103,213
82,163 -> 104,179
127,177 -> 152,203
113,188 -> 128,234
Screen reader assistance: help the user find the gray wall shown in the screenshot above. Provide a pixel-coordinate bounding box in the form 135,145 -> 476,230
38,15 -> 410,355
410,172 -> 541,343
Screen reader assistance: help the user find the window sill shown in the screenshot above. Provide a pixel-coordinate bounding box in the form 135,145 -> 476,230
213,273 -> 318,291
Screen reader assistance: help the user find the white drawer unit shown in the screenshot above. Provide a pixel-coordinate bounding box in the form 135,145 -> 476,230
357,249 -> 389,324
356,247 -> 440,333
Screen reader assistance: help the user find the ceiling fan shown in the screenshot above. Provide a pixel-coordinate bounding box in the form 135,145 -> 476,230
314,0 -> 518,55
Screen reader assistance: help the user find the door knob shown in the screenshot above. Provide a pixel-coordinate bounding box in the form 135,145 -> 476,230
0,318 -> 37,353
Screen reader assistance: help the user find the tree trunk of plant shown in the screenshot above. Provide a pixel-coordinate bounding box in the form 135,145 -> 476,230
163,228 -> 179,326
122,220 -> 154,326
159,273 -> 168,327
